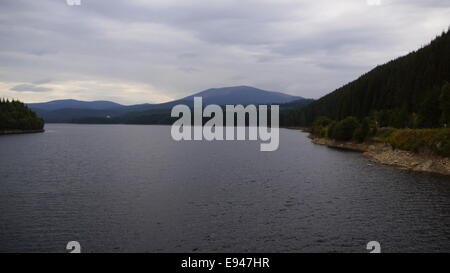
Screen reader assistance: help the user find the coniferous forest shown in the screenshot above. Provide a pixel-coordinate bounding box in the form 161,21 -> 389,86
0,99 -> 44,132
284,29 -> 450,129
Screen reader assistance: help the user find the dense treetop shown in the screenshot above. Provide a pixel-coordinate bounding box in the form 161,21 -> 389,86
0,99 -> 44,131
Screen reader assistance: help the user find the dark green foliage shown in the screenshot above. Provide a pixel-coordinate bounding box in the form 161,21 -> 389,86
295,30 -> 450,128
311,116 -> 333,137
372,127 -> 397,141
372,110 -> 391,128
387,128 -> 450,157
389,107 -> 410,128
440,82 -> 450,127
417,86 -> 442,128
279,99 -> 315,127
369,109 -> 418,129
0,99 -> 44,131
312,116 -> 377,142
330,116 -> 360,141
327,121 -> 337,139
353,118 -> 370,142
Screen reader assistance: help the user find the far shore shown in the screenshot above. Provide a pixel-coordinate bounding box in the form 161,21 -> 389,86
0,129 -> 45,135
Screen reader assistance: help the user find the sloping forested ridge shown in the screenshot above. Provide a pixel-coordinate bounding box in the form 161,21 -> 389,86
296,29 -> 450,128
0,99 -> 44,131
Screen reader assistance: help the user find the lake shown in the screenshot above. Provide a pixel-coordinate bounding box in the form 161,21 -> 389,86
0,124 -> 449,252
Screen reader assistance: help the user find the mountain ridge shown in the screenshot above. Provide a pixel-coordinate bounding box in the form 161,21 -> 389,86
27,99 -> 127,111
28,86 -> 308,123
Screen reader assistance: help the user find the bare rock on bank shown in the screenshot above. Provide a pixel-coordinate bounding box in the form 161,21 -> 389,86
311,136 -> 450,176
311,137 -> 370,152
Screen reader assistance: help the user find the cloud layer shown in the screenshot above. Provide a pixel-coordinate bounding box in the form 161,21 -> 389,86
0,0 -> 449,104
10,84 -> 53,92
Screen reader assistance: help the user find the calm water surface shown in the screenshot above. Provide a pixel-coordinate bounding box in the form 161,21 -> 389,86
0,124 -> 449,252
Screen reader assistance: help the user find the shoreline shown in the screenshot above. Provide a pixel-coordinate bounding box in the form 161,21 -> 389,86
310,136 -> 450,177
0,129 -> 45,135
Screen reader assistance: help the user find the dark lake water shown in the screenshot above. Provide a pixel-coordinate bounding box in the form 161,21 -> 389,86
1,124 -> 449,253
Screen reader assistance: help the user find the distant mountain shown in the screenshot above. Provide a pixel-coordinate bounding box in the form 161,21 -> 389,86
28,86 -> 309,123
28,100 -> 156,123
27,99 -> 126,111
30,108 -> 121,123
294,29 -> 450,127
181,86 -> 303,105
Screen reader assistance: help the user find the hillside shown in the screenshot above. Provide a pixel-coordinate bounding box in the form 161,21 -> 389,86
296,29 -> 450,128
0,99 -> 44,133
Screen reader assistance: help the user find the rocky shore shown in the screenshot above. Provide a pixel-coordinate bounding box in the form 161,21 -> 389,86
311,136 -> 450,176
0,129 -> 45,135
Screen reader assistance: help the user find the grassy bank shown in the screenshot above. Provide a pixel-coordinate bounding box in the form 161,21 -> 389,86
310,115 -> 450,158
311,126 -> 450,159
378,128 -> 450,158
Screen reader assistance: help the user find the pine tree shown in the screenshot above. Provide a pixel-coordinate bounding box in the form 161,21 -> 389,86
440,82 -> 450,127
418,86 -> 442,128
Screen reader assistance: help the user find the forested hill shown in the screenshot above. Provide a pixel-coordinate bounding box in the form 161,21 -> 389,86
0,99 -> 44,132
296,29 -> 450,128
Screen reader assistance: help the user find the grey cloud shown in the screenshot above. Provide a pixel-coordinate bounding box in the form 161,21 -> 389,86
394,0 -> 450,8
178,66 -> 200,73
10,84 -> 53,92
32,78 -> 53,84
178,53 -> 198,59
0,0 -> 449,103
317,62 -> 371,71
271,27 -> 390,57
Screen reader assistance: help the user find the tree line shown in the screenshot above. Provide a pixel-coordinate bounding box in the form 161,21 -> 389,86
0,99 -> 44,131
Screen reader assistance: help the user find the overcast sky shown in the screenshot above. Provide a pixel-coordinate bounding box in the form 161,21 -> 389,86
0,0 -> 449,104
